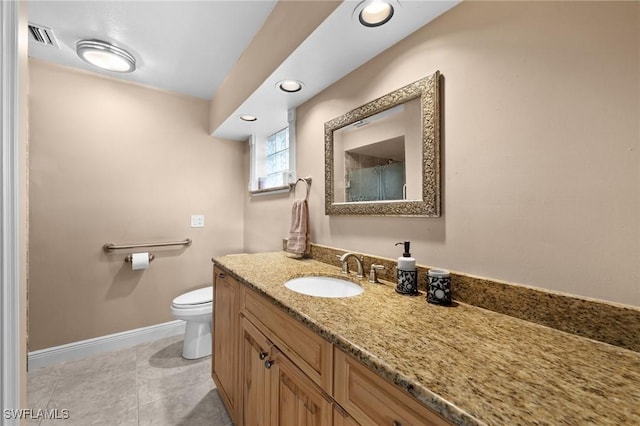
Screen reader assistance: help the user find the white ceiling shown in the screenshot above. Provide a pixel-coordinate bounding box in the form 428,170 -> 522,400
27,0 -> 460,138
27,1 -> 278,100
213,0 -> 460,140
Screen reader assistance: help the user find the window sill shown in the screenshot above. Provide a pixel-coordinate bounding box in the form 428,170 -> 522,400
249,185 -> 291,197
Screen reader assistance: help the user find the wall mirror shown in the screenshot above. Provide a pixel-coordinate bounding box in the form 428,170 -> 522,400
324,71 -> 441,216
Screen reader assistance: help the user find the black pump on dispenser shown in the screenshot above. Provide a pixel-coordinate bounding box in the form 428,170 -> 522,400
395,241 -> 418,295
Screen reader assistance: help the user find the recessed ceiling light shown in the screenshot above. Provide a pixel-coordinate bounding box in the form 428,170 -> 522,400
278,80 -> 303,93
76,39 -> 136,73
240,114 -> 257,122
358,0 -> 394,27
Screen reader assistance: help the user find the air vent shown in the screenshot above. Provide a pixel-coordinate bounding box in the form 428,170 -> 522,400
28,23 -> 60,48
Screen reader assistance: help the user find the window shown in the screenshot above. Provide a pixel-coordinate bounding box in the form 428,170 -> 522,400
249,109 -> 297,193
264,127 -> 289,188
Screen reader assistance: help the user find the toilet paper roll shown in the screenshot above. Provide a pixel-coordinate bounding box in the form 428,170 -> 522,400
131,252 -> 150,270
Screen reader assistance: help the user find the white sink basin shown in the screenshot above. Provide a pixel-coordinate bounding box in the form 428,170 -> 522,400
284,276 -> 364,298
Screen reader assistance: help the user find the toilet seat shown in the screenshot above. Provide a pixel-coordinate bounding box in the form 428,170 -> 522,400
171,302 -> 212,318
172,287 -> 212,307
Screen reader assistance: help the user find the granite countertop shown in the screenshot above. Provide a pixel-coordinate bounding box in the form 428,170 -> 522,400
213,251 -> 640,426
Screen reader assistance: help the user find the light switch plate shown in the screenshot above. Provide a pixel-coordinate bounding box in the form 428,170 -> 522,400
191,215 -> 205,228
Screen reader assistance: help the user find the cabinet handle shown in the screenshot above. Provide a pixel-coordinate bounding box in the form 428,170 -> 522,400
392,421 -> 402,426
264,359 -> 275,369
259,351 -> 267,360
218,273 -> 226,279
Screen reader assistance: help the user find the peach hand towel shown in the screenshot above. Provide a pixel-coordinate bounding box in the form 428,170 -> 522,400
287,199 -> 309,257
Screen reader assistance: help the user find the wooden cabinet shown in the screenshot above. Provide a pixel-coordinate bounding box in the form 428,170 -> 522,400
334,347 -> 450,426
241,317 -> 272,425
240,315 -> 332,426
270,347 -> 333,426
242,287 -> 333,392
213,265 -> 452,426
212,267 -> 240,423
333,406 -> 360,426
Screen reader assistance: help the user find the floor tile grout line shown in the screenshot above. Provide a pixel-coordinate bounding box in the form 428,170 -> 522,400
43,363 -> 64,411
29,336 -> 226,425
136,360 -> 213,409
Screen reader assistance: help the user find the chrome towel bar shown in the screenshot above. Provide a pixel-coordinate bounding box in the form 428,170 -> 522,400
103,238 -> 192,253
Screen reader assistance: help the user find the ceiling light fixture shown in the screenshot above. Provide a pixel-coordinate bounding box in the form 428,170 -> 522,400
277,80 -> 303,93
76,39 -> 136,73
357,0 -> 394,27
240,114 -> 257,122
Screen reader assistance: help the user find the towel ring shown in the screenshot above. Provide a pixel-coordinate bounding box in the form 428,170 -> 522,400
293,177 -> 311,201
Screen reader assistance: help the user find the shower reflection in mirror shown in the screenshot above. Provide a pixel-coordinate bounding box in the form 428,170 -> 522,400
333,98 -> 421,203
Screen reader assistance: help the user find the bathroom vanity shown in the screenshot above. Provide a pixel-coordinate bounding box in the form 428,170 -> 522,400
212,263 -> 448,425
211,252 -> 640,425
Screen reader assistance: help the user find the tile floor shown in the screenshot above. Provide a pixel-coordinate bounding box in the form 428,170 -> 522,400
26,335 -> 232,426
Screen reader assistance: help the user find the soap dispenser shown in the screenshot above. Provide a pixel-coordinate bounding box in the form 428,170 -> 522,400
395,241 -> 418,295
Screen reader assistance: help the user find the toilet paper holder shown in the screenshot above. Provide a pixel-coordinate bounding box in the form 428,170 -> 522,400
124,253 -> 155,263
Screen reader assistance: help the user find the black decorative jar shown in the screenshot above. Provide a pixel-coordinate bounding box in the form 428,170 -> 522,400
427,269 -> 451,305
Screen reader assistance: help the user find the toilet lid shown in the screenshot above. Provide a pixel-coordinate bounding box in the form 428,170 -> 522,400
172,287 -> 212,306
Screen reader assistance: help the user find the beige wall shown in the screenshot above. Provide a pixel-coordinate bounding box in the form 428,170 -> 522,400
244,1 -> 640,306
29,60 -> 245,350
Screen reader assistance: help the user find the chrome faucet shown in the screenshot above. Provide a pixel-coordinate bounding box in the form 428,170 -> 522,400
339,253 -> 364,279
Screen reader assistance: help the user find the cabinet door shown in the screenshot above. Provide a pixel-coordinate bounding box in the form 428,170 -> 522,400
212,267 -> 239,422
241,316 -> 273,426
242,287 -> 333,392
334,348 -> 451,426
270,347 -> 333,426
333,406 -> 360,426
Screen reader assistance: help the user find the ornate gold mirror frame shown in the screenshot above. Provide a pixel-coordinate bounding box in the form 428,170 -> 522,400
324,71 -> 441,216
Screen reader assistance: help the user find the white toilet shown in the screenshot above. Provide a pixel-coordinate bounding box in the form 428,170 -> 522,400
170,287 -> 213,359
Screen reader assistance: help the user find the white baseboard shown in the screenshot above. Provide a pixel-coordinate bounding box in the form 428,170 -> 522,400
28,320 -> 186,370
